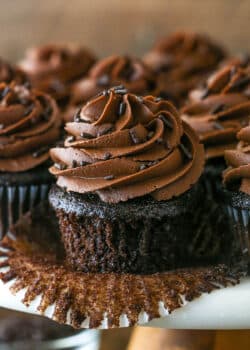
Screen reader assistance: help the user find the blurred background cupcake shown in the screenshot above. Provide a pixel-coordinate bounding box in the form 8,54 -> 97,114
19,44 -> 96,112
0,81 -> 60,237
143,31 -> 227,107
222,124 -> 250,265
181,61 -> 250,197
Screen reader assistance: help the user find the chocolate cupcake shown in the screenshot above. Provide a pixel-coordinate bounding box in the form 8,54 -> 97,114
143,31 -> 226,106
49,87 -> 207,274
0,81 -> 60,236
222,124 -> 250,261
63,55 -> 156,122
19,44 -> 96,110
182,62 -> 250,196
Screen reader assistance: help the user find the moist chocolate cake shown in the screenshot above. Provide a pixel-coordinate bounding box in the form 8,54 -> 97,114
49,87 -> 207,274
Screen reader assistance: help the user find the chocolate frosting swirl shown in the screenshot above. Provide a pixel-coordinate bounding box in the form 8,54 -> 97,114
144,31 -> 226,105
50,88 -> 204,203
0,58 -> 28,85
182,63 -> 250,160
72,55 -> 155,99
0,82 -> 60,172
62,55 -> 156,122
224,124 -> 250,195
19,44 -> 96,108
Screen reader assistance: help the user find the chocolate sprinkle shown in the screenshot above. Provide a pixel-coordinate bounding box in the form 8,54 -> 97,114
118,102 -> 126,116
80,161 -> 88,166
179,143 -> 193,160
54,163 -> 66,170
74,109 -> 82,122
103,152 -> 112,160
24,104 -> 34,117
213,121 -> 224,130
72,160 -> 78,168
130,129 -> 141,144
113,85 -> 125,91
97,125 -> 114,137
114,88 -> 127,95
230,76 -> 250,90
210,104 -> 225,115
0,86 -> 10,99
159,114 -> 173,129
80,132 -> 94,139
147,131 -> 154,140
104,174 -> 115,180
139,163 -> 147,171
155,97 -> 163,102
67,136 -> 76,143
156,137 -> 164,145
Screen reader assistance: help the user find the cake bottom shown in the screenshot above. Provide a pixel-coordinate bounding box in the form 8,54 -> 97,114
49,184 -> 233,274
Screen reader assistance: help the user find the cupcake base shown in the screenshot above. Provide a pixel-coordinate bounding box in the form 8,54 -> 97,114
50,184 -> 233,274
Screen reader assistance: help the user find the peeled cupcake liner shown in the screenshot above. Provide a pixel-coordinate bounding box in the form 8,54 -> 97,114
0,184 -> 49,239
0,201 -> 243,329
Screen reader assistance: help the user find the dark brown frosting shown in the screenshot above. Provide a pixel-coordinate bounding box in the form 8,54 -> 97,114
63,55 -> 156,122
0,58 -> 28,85
19,44 -> 96,108
182,63 -> 250,160
144,31 -> 226,105
50,87 -> 204,203
224,124 -> 250,194
0,82 -> 60,172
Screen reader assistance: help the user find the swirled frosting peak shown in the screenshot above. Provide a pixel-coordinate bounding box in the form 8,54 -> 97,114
182,63 -> 250,159
224,124 -> 250,194
73,55 -> 155,98
144,31 -> 226,105
19,44 -> 96,108
63,55 -> 156,122
0,82 -> 60,172
50,87 -> 204,203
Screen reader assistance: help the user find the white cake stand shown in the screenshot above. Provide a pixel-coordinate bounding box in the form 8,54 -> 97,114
0,273 -> 249,329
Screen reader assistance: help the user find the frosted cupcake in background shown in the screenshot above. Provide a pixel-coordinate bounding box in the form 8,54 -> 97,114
143,31 -> 226,106
63,55 -> 156,122
181,62 -> 250,196
223,124 -> 250,262
0,81 -> 60,237
19,44 -> 96,111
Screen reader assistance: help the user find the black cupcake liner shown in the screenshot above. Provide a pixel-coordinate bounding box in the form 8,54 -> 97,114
226,205 -> 250,259
0,184 -> 49,238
